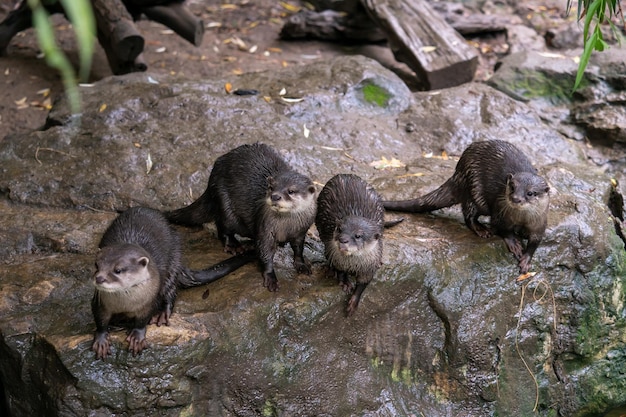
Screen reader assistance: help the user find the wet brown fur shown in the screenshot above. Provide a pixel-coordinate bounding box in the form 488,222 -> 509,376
92,207 -> 254,359
316,174 -> 385,316
164,143 -> 317,291
383,140 -> 550,273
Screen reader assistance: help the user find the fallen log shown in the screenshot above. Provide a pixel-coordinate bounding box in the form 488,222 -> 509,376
0,0 -> 203,74
361,0 -> 479,89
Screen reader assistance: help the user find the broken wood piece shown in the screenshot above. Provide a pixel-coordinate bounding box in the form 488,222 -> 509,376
92,0 -> 144,72
141,2 -> 204,46
280,9 -> 386,42
361,0 -> 479,90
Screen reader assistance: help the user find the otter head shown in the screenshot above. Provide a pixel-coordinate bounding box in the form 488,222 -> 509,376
506,173 -> 550,209
265,172 -> 316,214
334,216 -> 381,256
93,244 -> 156,293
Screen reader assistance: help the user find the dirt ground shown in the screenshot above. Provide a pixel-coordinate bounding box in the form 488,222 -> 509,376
0,0 -> 559,141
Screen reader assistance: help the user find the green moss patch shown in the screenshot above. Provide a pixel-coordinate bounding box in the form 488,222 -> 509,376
361,82 -> 392,107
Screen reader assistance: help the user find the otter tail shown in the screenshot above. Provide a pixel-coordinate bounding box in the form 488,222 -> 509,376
164,191 -> 214,227
383,179 -> 460,213
179,250 -> 256,288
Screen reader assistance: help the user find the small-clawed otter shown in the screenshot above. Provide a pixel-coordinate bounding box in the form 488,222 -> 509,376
316,174 -> 399,316
164,143 -> 317,292
383,140 -> 550,274
92,207 -> 254,360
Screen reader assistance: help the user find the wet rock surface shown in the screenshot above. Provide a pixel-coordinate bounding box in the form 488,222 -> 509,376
1,55 -> 625,416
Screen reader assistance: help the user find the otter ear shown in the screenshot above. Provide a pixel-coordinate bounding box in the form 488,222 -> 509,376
544,185 -> 550,194
506,173 -> 514,182
308,185 -> 316,194
138,257 -> 149,268
267,176 -> 276,190
374,233 -> 381,240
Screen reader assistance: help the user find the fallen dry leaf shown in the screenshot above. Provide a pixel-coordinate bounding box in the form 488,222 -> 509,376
280,1 -> 301,12
516,271 -> 537,282
280,97 -> 304,103
369,156 -> 406,170
303,124 -> 310,138
99,103 -> 107,112
225,82 -> 233,94
146,153 -> 153,174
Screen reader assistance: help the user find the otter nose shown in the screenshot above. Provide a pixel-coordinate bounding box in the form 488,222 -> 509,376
95,274 -> 106,284
271,193 -> 282,202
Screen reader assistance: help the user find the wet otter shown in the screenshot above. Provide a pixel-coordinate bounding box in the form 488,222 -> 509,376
383,140 -> 550,274
92,206 -> 254,359
316,174 -> 398,316
165,143 -> 317,292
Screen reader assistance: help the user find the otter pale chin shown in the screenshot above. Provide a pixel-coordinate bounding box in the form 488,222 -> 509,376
383,140 -> 550,274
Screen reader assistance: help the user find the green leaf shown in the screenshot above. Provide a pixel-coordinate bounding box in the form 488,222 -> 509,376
60,0 -> 95,82
573,29 -> 599,91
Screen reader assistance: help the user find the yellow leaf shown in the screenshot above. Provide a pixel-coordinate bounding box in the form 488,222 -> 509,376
369,156 -> 406,170
221,4 -> 238,10
263,96 -> 272,103
225,82 -> 233,93
421,46 -> 437,53
280,2 -> 301,12
99,103 -> 107,112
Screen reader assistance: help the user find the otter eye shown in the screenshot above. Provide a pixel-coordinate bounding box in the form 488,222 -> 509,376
114,268 -> 123,274
287,189 -> 296,195
527,191 -> 535,197
355,233 -> 362,239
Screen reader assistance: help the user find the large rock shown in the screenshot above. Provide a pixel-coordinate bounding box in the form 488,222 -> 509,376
1,55 -> 625,416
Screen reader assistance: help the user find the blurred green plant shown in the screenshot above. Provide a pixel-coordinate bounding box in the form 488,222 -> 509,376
27,0 -> 95,114
567,0 -> 624,91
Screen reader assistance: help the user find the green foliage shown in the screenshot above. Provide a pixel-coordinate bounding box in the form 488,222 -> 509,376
567,0 -> 621,91
27,0 -> 95,114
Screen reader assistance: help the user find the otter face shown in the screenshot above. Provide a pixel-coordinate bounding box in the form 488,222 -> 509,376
506,173 -> 550,208
333,217 -> 381,256
94,244 -> 154,293
265,173 -> 316,214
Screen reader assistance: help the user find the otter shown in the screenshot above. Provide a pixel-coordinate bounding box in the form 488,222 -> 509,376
164,143 -> 317,292
383,140 -> 550,274
92,206 -> 255,360
316,174 -> 400,316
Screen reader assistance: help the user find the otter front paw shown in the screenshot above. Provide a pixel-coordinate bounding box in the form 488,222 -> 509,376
126,328 -> 148,356
92,331 -> 112,360
294,258 -> 312,275
150,309 -> 171,326
518,254 -> 531,274
263,270 -> 279,292
503,236 -> 524,260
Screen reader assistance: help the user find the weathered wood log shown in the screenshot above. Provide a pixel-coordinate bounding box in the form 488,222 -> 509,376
431,2 -> 509,36
280,9 -> 386,42
141,2 -> 204,46
93,0 -> 144,72
361,0 -> 479,90
0,0 -> 203,74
